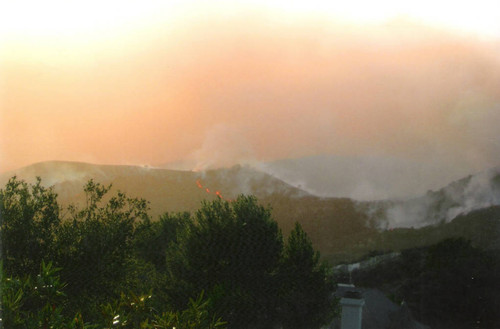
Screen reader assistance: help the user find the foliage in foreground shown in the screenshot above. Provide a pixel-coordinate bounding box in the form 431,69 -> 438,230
0,176 -> 336,328
1,261 -> 225,328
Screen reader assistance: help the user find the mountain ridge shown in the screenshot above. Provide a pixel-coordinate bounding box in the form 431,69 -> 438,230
2,160 -> 499,264
0,160 -> 311,219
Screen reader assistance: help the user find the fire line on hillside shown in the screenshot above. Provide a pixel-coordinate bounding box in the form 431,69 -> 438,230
196,179 -> 232,202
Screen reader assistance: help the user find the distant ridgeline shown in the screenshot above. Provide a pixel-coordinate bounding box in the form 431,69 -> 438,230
1,161 -> 500,264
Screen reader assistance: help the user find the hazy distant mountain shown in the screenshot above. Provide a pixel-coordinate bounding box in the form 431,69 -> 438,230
258,155 -> 474,200
361,166 -> 500,229
2,160 -> 499,263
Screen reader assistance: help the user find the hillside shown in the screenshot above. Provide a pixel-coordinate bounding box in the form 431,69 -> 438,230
357,206 -> 500,260
0,161 -> 375,261
2,161 -> 500,264
0,161 -> 308,218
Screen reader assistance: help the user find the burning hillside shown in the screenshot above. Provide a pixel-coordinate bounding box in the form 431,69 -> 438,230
2,161 -> 499,263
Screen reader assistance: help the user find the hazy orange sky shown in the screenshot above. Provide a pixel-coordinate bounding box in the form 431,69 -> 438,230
1,0 -> 500,174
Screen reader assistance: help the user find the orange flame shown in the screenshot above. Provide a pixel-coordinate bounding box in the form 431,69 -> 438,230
195,178 -> 231,201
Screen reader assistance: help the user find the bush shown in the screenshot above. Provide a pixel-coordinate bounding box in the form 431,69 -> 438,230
1,178 -> 336,328
166,196 -> 336,329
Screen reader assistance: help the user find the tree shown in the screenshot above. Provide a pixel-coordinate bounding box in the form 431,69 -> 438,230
0,177 -> 60,277
54,179 -> 151,319
402,238 -> 500,328
354,238 -> 500,329
1,261 -> 225,329
1,177 -> 336,328
134,211 -> 192,272
1,261 -> 94,329
166,196 -> 283,328
278,223 -> 336,329
165,196 -> 336,329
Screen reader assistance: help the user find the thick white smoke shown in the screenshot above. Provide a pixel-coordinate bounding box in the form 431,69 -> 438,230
381,167 -> 500,228
191,124 -> 256,172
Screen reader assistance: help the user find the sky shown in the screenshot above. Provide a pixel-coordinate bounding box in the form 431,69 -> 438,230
1,0 -> 500,179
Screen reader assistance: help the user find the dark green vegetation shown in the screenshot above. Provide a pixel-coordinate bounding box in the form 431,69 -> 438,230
336,205 -> 500,267
0,177 -> 336,328
2,164 -> 500,328
350,238 -> 500,329
4,161 -> 499,266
